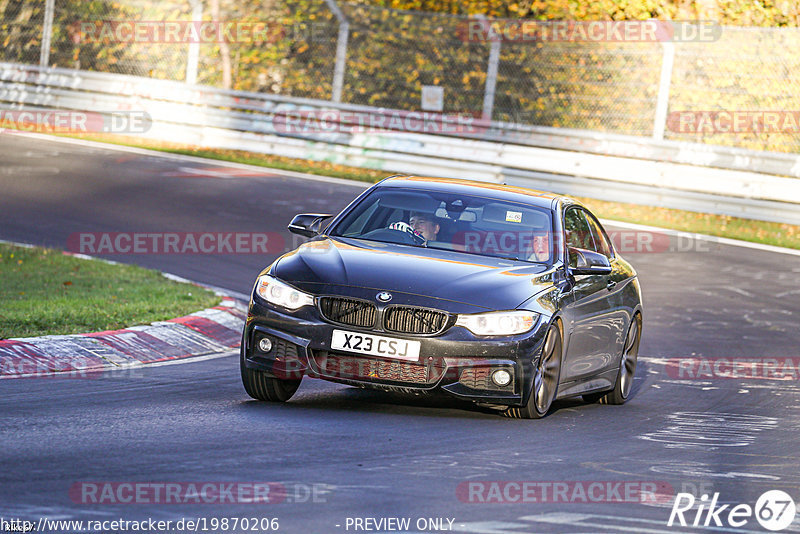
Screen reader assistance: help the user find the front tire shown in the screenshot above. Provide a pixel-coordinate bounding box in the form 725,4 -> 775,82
504,322 -> 562,419
240,335 -> 302,402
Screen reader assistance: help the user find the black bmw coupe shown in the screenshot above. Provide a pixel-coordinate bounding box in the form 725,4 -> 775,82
241,176 -> 643,418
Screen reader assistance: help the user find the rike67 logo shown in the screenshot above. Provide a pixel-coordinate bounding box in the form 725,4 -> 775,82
668,490 -> 796,531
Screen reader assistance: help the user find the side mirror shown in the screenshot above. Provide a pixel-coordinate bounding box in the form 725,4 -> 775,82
569,247 -> 612,276
288,213 -> 333,238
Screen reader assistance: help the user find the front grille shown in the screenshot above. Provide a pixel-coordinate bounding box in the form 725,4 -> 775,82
311,351 -> 444,386
459,367 -> 515,391
384,306 -> 448,335
319,297 -> 376,328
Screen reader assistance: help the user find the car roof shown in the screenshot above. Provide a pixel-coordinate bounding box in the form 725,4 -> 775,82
378,175 -> 564,209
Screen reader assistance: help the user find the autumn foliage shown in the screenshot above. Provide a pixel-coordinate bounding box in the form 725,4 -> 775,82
1,0 -> 799,153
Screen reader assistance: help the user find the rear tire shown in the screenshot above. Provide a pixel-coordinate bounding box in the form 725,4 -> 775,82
240,335 -> 301,402
588,313 -> 641,406
504,322 -> 562,419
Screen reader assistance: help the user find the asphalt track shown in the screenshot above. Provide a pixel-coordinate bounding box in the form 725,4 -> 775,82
2,132 -> 800,533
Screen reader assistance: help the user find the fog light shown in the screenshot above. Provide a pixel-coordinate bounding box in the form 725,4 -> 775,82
491,369 -> 512,387
258,337 -> 273,353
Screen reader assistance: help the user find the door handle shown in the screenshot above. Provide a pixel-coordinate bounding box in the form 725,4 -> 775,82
606,280 -> 617,291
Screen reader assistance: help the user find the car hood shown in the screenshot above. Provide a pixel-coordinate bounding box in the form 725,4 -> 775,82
271,237 -> 554,311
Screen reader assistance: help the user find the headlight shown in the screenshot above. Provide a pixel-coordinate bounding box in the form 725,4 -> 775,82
254,275 -> 314,310
456,311 -> 538,336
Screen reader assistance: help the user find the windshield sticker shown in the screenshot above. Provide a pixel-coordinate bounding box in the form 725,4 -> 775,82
506,210 -> 523,223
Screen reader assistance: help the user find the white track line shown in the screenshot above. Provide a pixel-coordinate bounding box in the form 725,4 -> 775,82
134,350 -> 237,368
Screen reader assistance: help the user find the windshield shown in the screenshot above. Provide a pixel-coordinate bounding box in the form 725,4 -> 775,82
329,187 -> 554,264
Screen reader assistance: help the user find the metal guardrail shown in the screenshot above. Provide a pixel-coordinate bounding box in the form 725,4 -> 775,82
2,62 -> 799,224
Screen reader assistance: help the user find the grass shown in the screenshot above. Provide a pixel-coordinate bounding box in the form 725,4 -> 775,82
0,243 -> 220,339
50,132 -> 800,251
574,196 -> 800,250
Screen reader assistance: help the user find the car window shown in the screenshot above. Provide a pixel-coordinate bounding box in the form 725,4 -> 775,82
344,201 -> 380,235
586,213 -> 613,258
564,207 -> 596,252
329,187 -> 554,264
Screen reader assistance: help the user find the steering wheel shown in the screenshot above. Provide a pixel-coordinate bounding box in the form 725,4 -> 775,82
362,223 -> 425,246
388,221 -> 427,245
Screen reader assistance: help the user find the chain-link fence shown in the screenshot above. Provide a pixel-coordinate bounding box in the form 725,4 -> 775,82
339,4 -> 488,114
2,0 -> 800,152
0,0 -> 46,65
666,26 -> 800,153
496,41 -> 663,135
50,0 -> 191,79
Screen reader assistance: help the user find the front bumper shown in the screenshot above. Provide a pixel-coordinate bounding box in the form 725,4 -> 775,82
242,296 -> 550,407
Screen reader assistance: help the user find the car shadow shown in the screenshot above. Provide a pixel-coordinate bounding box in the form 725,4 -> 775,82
239,358 -> 650,419
548,356 -> 650,416
240,384 -> 499,419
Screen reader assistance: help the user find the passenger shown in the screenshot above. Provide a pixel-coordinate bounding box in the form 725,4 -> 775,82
530,230 -> 550,262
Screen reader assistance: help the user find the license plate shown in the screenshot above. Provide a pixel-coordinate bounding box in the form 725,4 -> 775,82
330,330 -> 420,361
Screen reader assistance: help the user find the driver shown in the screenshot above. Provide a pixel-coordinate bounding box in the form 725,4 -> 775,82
388,211 -> 440,243
409,211 -> 440,242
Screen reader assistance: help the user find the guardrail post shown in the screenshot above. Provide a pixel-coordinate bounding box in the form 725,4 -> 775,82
324,0 -> 348,102
652,41 -> 675,140
185,0 -> 202,85
481,19 -> 501,121
39,0 -> 55,67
